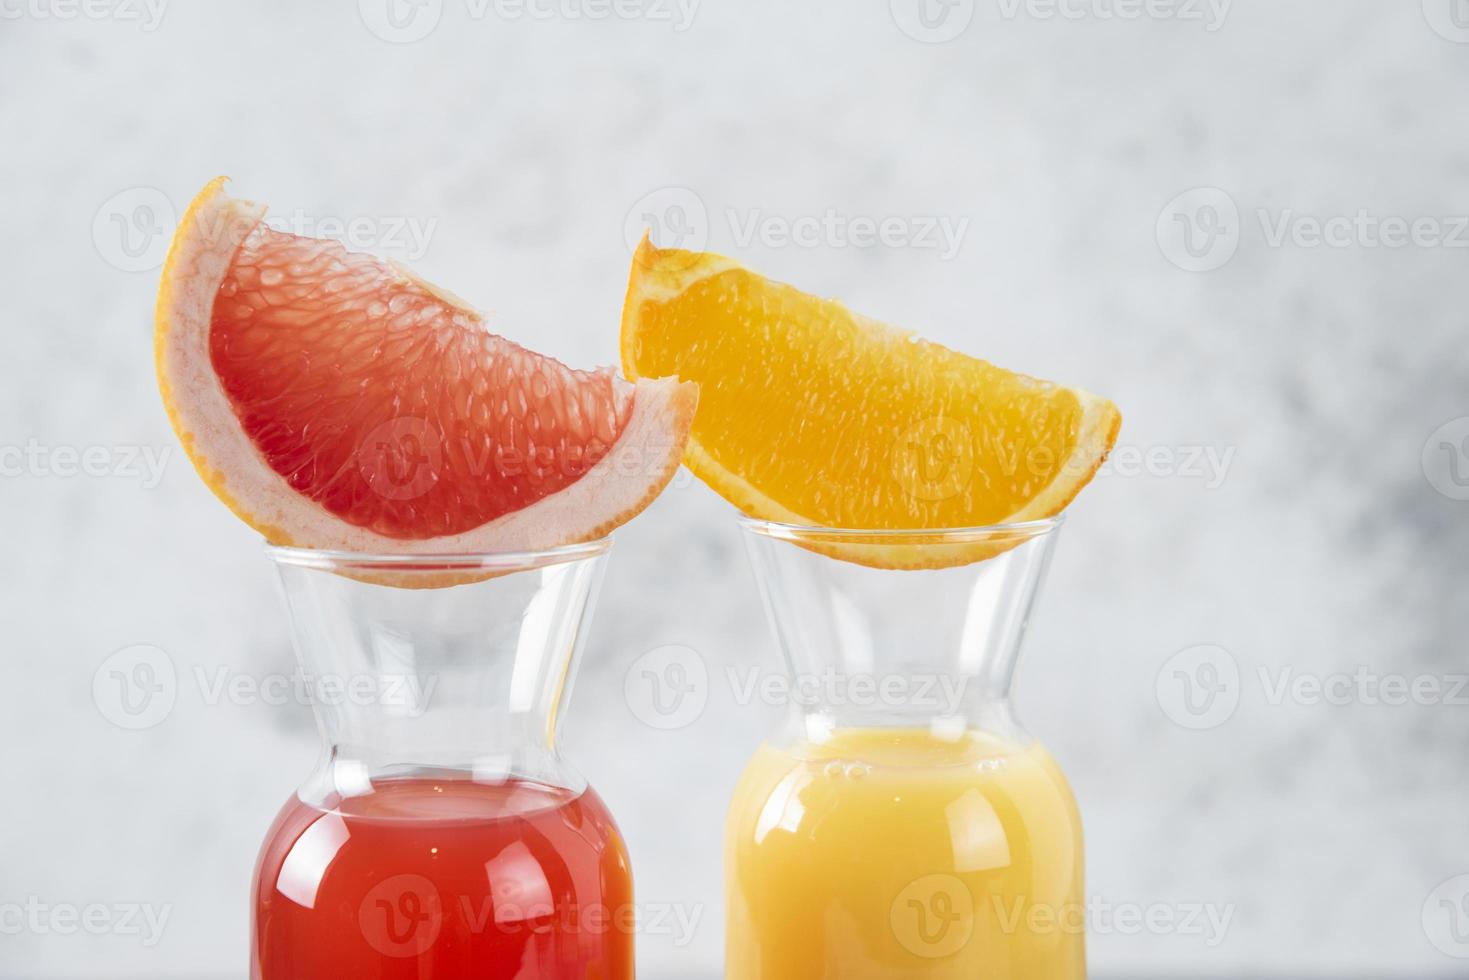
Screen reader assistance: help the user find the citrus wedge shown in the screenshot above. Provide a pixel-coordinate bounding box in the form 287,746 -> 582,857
620,236 -> 1120,567
156,179 -> 696,557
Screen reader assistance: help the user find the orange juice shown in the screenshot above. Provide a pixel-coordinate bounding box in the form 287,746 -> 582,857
725,728 -> 1084,978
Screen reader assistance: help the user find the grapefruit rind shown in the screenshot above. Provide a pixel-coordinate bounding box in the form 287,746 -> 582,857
156,179 -> 697,561
620,234 -> 1121,569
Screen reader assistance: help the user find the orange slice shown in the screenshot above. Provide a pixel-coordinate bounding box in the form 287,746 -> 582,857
620,236 -> 1120,567
156,179 -> 696,556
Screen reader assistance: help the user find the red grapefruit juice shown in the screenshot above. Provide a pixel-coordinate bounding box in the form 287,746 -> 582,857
251,777 -> 633,978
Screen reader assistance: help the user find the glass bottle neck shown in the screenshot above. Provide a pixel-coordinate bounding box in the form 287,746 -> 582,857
741,520 -> 1060,743
268,544 -> 608,805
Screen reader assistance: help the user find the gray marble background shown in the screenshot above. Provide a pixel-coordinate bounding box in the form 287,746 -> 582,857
3,0 -> 1468,976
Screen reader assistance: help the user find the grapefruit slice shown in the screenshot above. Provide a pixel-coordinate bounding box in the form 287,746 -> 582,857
156,178 -> 696,556
620,236 -> 1120,567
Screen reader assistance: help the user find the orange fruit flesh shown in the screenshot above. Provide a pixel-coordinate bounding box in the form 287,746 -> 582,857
624,249 -> 1113,531
210,225 -> 631,539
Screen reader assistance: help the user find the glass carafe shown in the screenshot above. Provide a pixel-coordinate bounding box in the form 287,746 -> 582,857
250,542 -> 634,980
726,520 -> 1084,979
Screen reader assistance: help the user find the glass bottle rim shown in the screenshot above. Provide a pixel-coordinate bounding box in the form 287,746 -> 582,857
263,536 -> 611,573
737,514 -> 1063,546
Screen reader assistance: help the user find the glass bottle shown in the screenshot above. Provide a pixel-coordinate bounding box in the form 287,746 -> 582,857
726,519 -> 1084,979
250,542 -> 634,980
